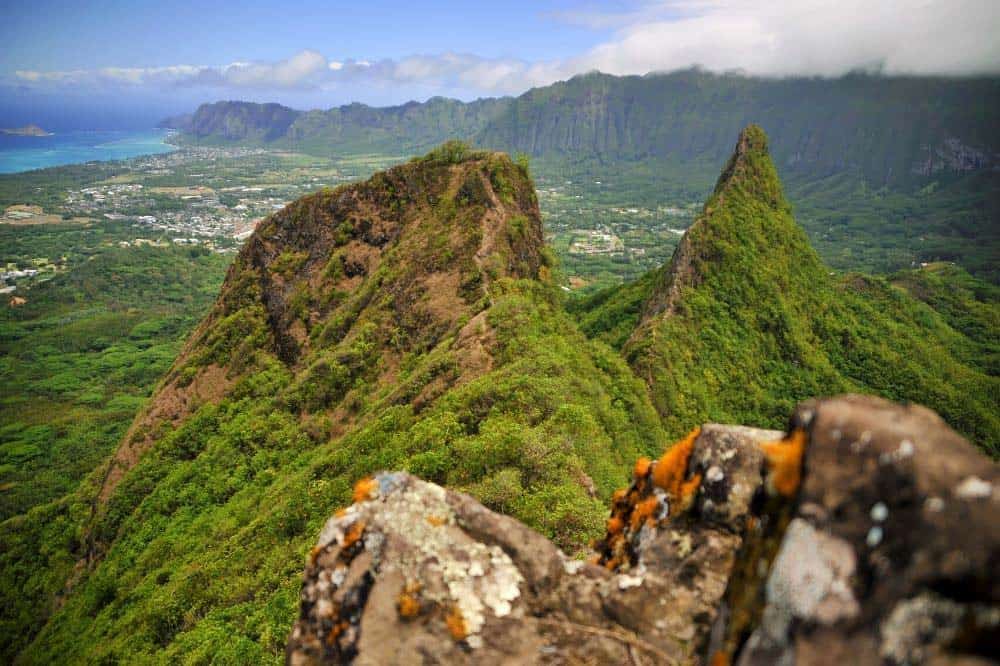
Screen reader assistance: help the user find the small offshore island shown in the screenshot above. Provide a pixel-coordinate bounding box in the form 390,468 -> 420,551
1,124 -> 52,136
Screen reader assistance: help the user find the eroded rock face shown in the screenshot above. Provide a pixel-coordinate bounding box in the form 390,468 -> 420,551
288,396 -> 1000,665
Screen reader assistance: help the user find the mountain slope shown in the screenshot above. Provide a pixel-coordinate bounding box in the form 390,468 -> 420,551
169,101 -> 304,141
6,144 -> 666,663
479,70 -> 1000,186
586,126 -> 998,446
169,96 -> 510,153
170,70 -> 1000,187
6,130 -> 997,663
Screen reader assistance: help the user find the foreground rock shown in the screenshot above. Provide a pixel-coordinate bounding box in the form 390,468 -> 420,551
724,396 -> 1000,666
288,395 -> 999,665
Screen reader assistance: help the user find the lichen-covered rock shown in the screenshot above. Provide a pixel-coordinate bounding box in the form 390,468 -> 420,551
288,396 -> 999,665
720,395 -> 1000,666
593,424 -> 782,658
288,424 -> 780,664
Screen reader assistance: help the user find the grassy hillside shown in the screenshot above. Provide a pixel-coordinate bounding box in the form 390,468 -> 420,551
583,127 -> 998,447
0,240 -> 228,520
0,240 -> 228,663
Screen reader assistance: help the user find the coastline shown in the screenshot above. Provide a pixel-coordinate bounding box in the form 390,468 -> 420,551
0,129 -> 177,174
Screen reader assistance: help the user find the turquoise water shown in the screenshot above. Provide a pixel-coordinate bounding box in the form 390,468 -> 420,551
0,129 -> 177,174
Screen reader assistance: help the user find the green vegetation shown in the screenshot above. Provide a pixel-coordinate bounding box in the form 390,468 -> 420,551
586,127 -> 998,447
170,97 -> 510,155
2,133 -> 997,663
4,150 -> 665,662
0,235 -> 227,662
0,237 -> 228,519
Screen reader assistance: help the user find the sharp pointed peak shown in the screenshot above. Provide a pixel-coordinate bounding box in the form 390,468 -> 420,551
710,124 -> 773,196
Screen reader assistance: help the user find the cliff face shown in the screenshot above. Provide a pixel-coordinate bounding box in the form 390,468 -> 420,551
180,101 -> 304,141
287,395 -> 1000,665
476,70 -> 1000,186
170,71 -> 1000,185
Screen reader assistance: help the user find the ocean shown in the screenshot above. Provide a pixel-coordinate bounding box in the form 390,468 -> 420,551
0,129 -> 176,174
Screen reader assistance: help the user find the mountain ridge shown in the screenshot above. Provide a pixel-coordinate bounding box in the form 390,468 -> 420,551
589,127 -> 998,444
164,70 -> 1000,283
163,69 -> 1000,186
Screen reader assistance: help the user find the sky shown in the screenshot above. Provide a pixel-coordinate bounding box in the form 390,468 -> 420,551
2,0 -> 999,129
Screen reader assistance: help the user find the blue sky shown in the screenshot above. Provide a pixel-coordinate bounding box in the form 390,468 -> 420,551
2,0 -> 998,129
1,1 -> 615,71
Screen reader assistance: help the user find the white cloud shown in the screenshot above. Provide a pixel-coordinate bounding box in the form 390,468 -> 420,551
221,49 -> 328,88
8,2 -> 1000,102
570,0 -> 1000,78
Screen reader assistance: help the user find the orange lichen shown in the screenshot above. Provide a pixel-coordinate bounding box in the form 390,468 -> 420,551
652,427 -> 701,497
342,520 -> 366,548
398,592 -> 421,618
426,515 -> 446,527
761,428 -> 807,498
309,544 -> 324,565
673,472 -> 703,515
334,508 -> 347,518
606,516 -> 625,535
326,620 -> 348,645
710,650 -> 731,666
445,606 -> 468,641
352,476 -> 378,503
630,496 -> 661,530
633,456 -> 652,479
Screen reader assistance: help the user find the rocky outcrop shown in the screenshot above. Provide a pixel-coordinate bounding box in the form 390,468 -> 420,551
288,395 -> 999,664
95,145 -> 545,508
724,395 -> 1000,666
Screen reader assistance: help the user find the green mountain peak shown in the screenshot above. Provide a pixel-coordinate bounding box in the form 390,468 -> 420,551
604,126 -> 997,443
636,125 -> 820,325
93,143 -> 550,505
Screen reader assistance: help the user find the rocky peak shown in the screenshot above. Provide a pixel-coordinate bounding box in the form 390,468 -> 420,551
229,143 -> 543,365
634,124 -> 803,324
288,395 -> 999,664
95,143 -> 546,506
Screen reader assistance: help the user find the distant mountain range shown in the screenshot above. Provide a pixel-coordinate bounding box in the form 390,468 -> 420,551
162,69 -> 1000,187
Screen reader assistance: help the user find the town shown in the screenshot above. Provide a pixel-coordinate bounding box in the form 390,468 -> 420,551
1,144 -> 703,294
